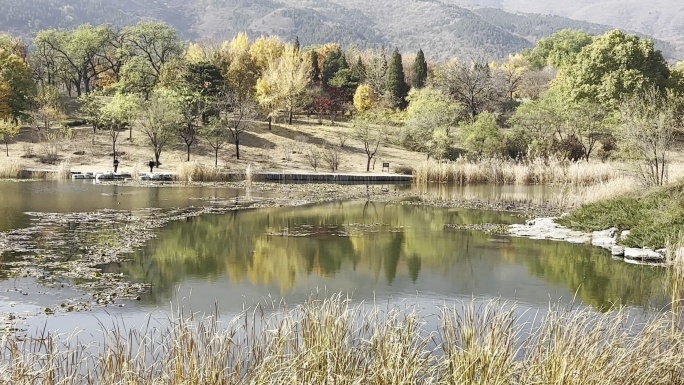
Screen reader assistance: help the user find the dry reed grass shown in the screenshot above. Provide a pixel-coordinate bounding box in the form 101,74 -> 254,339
1,294 -> 683,385
176,162 -> 228,182
414,158 -> 621,186
53,161 -> 71,180
0,162 -> 22,179
548,175 -> 640,208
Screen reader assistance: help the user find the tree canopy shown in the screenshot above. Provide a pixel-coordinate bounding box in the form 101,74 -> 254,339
554,30 -> 671,109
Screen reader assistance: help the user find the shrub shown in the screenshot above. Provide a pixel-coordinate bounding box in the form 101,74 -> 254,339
322,146 -> 341,172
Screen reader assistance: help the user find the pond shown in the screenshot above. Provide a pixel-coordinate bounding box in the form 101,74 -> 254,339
0,180 -> 671,333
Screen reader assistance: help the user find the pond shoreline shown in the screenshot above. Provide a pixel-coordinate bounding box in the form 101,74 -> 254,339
0,179 -> 595,331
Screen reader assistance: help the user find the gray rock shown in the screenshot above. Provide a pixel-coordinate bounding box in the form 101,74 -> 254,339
611,246 -> 625,257
592,236 -> 616,249
620,230 -> 631,241
592,227 -> 618,238
566,236 -> 591,244
624,247 -> 665,261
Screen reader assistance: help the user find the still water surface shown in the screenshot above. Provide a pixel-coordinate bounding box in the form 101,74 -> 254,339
0,181 -> 670,331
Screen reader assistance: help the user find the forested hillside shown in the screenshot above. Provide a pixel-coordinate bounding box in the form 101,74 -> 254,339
0,0 -> 681,61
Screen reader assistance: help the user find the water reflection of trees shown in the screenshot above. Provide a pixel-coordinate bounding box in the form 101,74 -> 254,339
121,202 -> 668,310
504,239 -> 668,311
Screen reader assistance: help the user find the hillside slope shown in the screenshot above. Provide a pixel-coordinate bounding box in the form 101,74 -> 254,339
455,0 -> 684,44
0,0 -> 680,61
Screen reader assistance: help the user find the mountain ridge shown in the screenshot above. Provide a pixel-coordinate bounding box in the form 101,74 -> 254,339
0,0 -> 680,61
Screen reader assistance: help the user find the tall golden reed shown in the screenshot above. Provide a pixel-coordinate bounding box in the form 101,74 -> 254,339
1,294 -> 683,385
414,158 -> 620,186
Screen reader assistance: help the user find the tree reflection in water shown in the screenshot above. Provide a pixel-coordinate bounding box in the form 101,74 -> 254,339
122,201 -> 669,311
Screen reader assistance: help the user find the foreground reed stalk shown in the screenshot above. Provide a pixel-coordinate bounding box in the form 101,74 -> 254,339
1,294 -> 683,384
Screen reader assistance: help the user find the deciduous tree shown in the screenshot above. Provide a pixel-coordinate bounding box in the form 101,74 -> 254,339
436,60 -> 498,120
256,46 -> 310,125
352,117 -> 385,172
0,119 -> 20,156
461,112 -> 501,157
0,48 -> 35,121
620,88 -> 680,186
215,89 -> 256,160
200,117 -> 230,167
522,29 -> 592,69
77,93 -> 105,144
136,89 -> 181,167
405,87 -> 463,159
353,84 -> 375,113
123,21 -> 183,86
101,93 -> 139,161
34,25 -> 113,96
249,36 -> 285,74
555,30 -> 670,109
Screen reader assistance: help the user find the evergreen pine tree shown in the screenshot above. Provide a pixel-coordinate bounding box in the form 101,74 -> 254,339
310,50 -> 321,83
386,48 -> 409,108
412,49 -> 428,89
352,56 -> 366,82
322,50 -> 349,84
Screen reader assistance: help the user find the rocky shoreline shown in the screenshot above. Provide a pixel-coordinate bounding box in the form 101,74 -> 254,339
508,217 -> 670,266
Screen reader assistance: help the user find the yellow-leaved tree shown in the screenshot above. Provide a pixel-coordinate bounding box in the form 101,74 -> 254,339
0,78 -> 20,156
224,33 -> 259,103
256,46 -> 311,126
353,84 -> 375,113
250,36 -> 285,74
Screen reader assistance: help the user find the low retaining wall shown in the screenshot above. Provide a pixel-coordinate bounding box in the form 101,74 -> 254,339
251,172 -> 413,183
60,170 -> 412,184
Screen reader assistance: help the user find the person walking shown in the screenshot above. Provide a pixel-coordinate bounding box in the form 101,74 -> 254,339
148,160 -> 155,173
113,158 -> 119,173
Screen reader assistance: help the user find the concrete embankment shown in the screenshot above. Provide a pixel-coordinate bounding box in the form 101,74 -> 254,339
52,170 -> 413,183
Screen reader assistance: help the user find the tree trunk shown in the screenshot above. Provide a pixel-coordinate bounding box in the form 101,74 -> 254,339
129,126 -> 133,141
268,116 -> 272,131
235,139 -> 240,160
4,141 -> 8,156
366,156 -> 371,172
112,139 -> 116,162
215,148 -> 219,167
288,109 -> 293,125
186,145 -> 191,162
154,152 -> 161,168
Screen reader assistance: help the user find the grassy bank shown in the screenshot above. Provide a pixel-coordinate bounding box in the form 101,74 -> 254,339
558,181 -> 684,249
414,158 -> 620,186
2,295 -> 683,384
